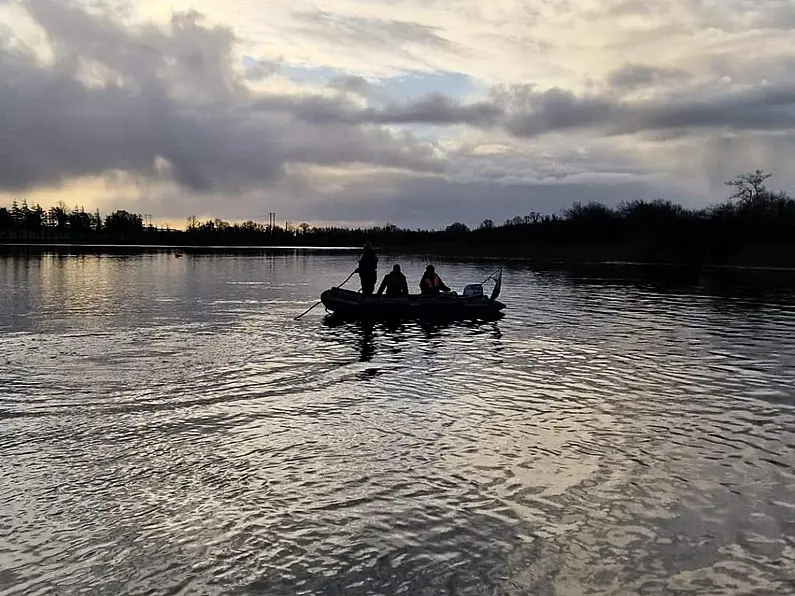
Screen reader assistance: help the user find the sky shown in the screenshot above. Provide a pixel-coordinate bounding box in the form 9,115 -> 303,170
1,0 -> 794,229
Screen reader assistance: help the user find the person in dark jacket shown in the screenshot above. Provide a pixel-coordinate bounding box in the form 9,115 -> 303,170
377,264 -> 409,296
419,265 -> 450,295
355,242 -> 378,295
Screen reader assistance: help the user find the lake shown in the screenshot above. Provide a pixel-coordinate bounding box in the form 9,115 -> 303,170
1,248 -> 794,595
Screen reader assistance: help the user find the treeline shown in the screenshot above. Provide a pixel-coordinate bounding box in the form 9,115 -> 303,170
2,171 -> 794,266
0,203 -> 147,242
434,171 -> 795,265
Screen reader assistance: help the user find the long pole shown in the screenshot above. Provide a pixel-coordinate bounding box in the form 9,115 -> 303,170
293,269 -> 357,320
334,270 -> 357,289
481,268 -> 500,284
293,301 -> 322,320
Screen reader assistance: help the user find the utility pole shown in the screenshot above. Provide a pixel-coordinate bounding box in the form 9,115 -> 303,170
144,213 -> 153,228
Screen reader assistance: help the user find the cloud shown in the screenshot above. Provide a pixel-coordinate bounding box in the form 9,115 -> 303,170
498,82 -> 795,138
327,74 -> 371,95
255,73 -> 795,141
607,64 -> 692,90
292,9 -> 457,53
243,56 -> 280,80
115,133 -> 680,228
3,0 -> 795,229
275,78 -> 795,139
0,0 -> 443,194
362,94 -> 501,126
249,89 -> 501,132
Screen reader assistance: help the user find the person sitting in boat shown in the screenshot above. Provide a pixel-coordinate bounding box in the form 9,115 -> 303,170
419,265 -> 451,295
376,264 -> 409,297
354,242 -> 378,295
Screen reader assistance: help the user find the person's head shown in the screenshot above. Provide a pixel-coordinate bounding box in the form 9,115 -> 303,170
425,265 -> 435,274
363,241 -> 371,250
392,264 -> 401,273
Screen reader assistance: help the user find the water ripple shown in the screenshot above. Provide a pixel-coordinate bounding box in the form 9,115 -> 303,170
1,253 -> 795,595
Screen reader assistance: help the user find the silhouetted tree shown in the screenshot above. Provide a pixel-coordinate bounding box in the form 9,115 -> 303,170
49,204 -> 69,232
445,222 -> 469,234
0,207 -> 11,234
10,200 -> 21,226
525,212 -> 542,225
104,210 -> 144,235
68,208 -> 93,236
726,170 -> 772,205
22,202 -> 45,234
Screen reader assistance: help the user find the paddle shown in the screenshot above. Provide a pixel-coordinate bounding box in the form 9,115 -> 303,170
293,269 -> 357,320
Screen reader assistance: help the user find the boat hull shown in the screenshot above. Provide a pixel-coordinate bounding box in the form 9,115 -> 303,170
320,288 -> 506,321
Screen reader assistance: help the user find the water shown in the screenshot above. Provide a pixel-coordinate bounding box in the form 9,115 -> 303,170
1,249 -> 795,595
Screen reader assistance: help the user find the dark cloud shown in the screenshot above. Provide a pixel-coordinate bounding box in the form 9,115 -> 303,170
621,84 -> 795,133
251,94 -> 359,125
493,85 -> 617,136
491,82 -> 795,138
252,92 -> 500,128
252,75 -> 795,140
491,81 -> 795,137
0,0 -> 441,193
360,93 -> 501,126
345,82 -> 795,137
607,63 -> 691,90
327,75 -> 371,95
23,0 -> 244,103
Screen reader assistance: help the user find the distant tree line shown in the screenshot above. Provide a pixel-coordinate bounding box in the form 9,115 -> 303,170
0,201 -> 145,242
2,171 -> 794,266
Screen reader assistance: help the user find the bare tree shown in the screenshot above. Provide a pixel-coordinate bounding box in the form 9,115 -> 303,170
725,170 -> 772,204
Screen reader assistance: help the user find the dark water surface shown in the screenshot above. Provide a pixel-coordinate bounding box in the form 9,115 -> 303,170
2,249 -> 795,595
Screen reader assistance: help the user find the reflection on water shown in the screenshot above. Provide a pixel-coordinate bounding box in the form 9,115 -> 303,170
322,315 -> 505,364
1,249 -> 795,595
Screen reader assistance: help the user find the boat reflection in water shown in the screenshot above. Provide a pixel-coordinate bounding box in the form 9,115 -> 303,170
321,312 -> 503,363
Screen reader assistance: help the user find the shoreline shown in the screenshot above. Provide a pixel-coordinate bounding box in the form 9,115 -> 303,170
0,242 -> 360,251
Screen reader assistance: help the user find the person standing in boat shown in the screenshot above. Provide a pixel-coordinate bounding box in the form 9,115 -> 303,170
419,265 -> 451,295
376,264 -> 409,297
355,242 -> 378,295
